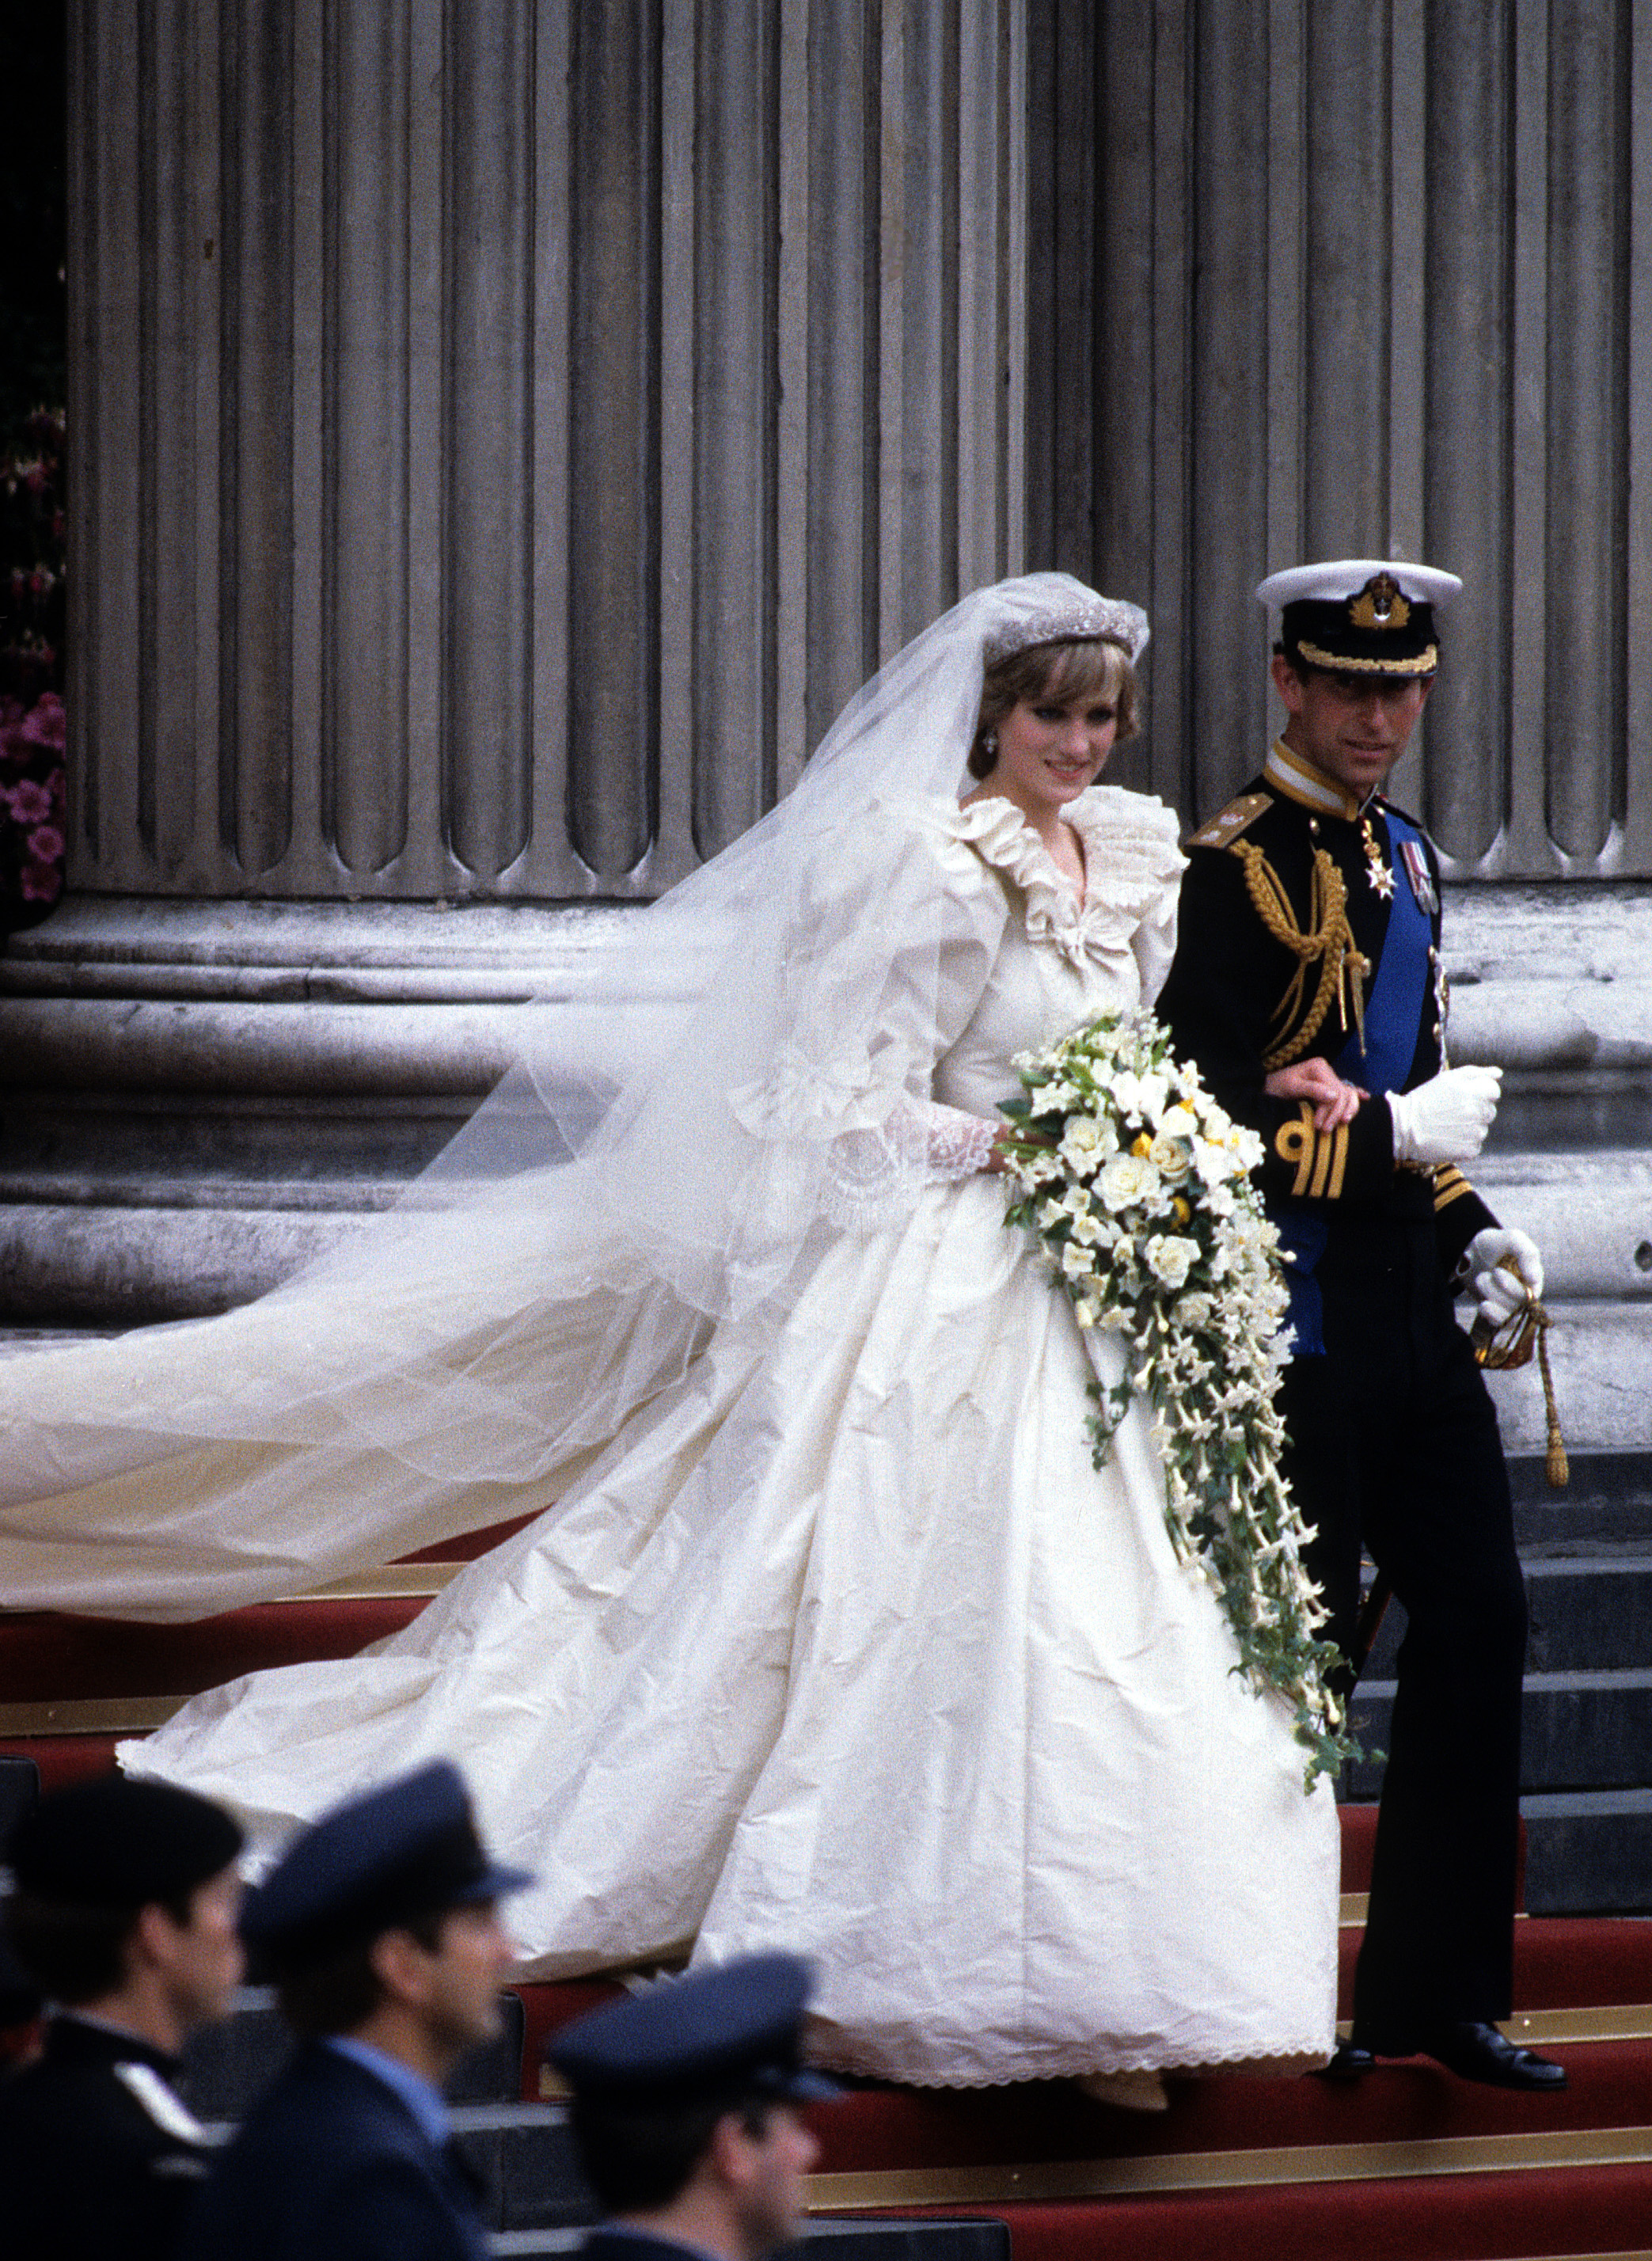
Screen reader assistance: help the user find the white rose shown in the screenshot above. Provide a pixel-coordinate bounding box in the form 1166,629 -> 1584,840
1172,1290 -> 1214,1330
1099,1152 -> 1162,1212
1145,1233 -> 1198,1290
1058,1115 -> 1111,1172
1149,1131 -> 1193,1182
1192,1134 -> 1237,1185
1111,1069 -> 1169,1122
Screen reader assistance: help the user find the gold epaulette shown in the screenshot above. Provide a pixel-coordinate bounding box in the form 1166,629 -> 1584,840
1432,1165 -> 1475,1211
1274,1102 -> 1351,1200
1186,792 -> 1271,849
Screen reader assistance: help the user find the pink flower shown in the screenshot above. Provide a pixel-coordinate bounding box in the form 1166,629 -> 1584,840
6,780 -> 53,823
20,694 -> 64,750
20,860 -> 61,902
27,823 -> 64,861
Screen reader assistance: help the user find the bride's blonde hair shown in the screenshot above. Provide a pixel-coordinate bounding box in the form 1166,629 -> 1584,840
967,636 -> 1140,780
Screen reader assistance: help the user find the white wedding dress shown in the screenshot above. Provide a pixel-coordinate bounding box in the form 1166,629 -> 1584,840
4,785 -> 1339,2085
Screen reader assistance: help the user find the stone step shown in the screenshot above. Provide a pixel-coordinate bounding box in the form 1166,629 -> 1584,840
488,2234 -> 1009,2261
180,1997 -> 1012,2251
1510,1450 -> 1652,1550
1522,1791 -> 1652,1916
1363,1548 -> 1652,1680
1346,1670 -> 1652,1799
183,1989 -> 528,2118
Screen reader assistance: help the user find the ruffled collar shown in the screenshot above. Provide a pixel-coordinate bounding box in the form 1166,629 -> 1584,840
950,786 -> 1186,964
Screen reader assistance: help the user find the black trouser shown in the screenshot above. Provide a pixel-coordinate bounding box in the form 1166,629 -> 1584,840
1277,1214 -> 1528,2039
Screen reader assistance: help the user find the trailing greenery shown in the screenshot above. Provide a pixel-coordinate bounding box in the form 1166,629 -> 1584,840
1000,1009 -> 1359,1788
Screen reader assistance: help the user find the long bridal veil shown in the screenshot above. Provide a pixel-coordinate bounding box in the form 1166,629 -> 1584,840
0,576 -> 1148,1619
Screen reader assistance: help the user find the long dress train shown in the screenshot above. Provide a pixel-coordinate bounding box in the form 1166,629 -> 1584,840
3,787 -> 1339,2085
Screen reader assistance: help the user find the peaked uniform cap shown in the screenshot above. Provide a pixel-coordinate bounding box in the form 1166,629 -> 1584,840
6,1776 -> 243,1908
546,1951 -> 840,2105
1258,557 -> 1462,678
239,1759 -> 531,1966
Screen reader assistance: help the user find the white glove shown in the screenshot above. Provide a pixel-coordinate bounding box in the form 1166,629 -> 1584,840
1466,1226 -> 1545,1327
1388,1066 -> 1502,1167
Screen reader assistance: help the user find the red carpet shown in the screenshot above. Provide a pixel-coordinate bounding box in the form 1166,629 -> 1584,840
0,1598 -> 427,1698
3,1549 -> 1649,2261
871,2168 -> 1652,2261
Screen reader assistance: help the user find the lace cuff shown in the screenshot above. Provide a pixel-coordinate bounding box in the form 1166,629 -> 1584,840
909,1099 -> 999,1180
819,1100 -> 997,1229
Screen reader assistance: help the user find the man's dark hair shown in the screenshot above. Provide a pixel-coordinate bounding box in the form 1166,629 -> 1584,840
3,1886 -> 190,2004
569,2088 -> 774,2214
272,1906 -> 447,2040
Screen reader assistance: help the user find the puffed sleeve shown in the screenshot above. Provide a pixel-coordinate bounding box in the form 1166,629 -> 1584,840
1055,786 -> 1187,1007
726,796 -> 1013,1228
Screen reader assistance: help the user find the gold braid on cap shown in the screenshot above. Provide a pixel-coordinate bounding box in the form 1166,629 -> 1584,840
1232,842 -> 1369,1066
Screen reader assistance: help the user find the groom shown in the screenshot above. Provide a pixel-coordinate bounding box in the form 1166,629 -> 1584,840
1157,558 -> 1563,2092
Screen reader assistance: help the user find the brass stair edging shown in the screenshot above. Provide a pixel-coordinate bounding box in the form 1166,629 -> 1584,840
1342,1894 -> 1533,1929
1331,2005 -> 1652,2048
804,2122 -> 1652,2211
0,1696 -> 188,1735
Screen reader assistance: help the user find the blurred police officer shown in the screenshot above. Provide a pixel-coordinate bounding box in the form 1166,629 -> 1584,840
1158,558 -> 1560,2091
0,1776 -> 245,2261
547,1953 -> 836,2261
180,1758 -> 530,2261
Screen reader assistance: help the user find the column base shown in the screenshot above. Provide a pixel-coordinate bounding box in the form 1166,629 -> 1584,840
0,895 -> 654,1324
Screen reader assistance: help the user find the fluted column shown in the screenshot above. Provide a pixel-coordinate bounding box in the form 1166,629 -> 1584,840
1030,0 -> 1652,880
9,0 -> 1030,1332
63,0 -> 1028,910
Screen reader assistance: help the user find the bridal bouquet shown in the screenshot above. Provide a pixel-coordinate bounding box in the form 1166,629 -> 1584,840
998,1010 -> 1356,1785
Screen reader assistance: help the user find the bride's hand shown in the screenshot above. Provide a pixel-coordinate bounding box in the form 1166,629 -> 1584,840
985,1125 -> 1050,1176
1266,1058 -> 1366,1130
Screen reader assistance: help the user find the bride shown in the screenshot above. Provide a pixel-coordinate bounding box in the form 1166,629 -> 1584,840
0,575 -> 1338,2088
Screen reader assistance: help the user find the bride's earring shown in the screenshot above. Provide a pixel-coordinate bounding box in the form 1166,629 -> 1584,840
982,730 -> 998,762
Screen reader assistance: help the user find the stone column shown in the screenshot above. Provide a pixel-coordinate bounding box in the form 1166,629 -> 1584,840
1023,0 -> 1652,1457
2,0 -> 1029,1327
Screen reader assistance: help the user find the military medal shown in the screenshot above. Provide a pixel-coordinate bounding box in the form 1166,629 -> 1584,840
1398,836 -> 1439,914
1359,814 -> 1395,899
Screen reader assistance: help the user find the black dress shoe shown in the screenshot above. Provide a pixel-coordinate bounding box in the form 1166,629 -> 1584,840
1314,2039 -> 1375,2080
1418,2021 -> 1567,2091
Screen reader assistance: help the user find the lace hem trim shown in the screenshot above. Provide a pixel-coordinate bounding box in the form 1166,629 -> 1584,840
805,2039 -> 1335,2086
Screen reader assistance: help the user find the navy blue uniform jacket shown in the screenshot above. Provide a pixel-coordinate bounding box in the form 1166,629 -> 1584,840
179,2041 -> 488,2261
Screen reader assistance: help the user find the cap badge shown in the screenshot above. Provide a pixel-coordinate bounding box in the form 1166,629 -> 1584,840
1349,572 -> 1410,632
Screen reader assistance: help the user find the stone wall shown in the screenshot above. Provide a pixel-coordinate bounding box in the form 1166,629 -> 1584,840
63,0 -> 1026,902
1029,0 -> 1652,880
2,0 -> 1031,1332
7,0 -> 1650,1469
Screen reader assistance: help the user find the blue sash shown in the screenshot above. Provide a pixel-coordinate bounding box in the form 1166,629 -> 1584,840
1278,808 -> 1434,1355
1333,807 -> 1433,1095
